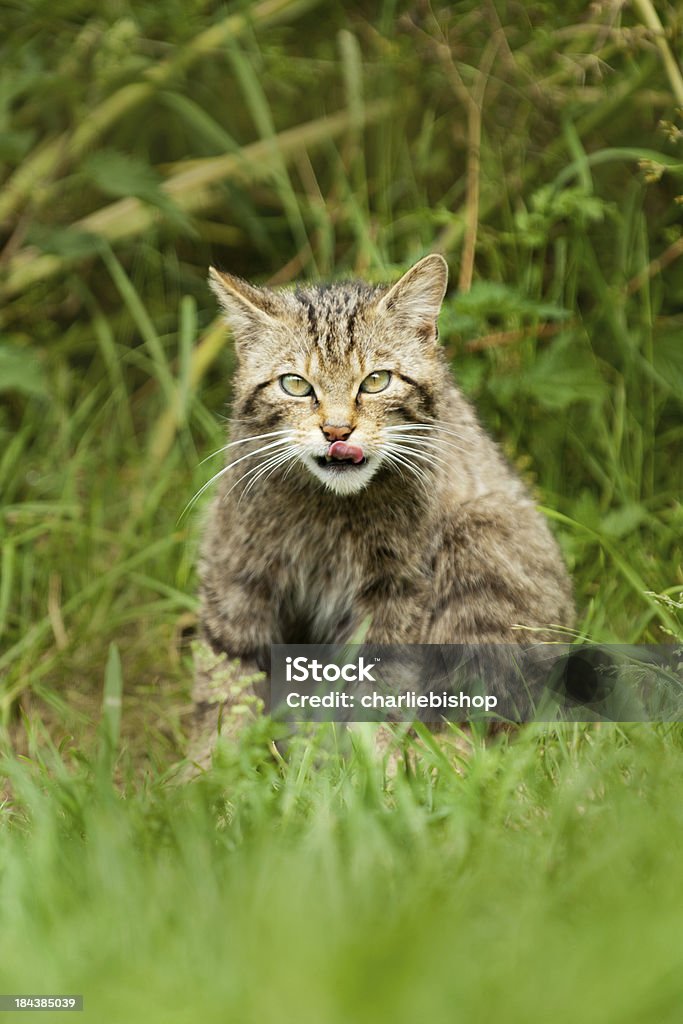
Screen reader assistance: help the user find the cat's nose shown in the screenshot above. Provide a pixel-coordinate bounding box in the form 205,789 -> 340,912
322,423 -> 353,442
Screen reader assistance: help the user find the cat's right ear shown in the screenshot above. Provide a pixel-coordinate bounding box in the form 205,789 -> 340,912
376,254 -> 448,344
208,267 -> 279,346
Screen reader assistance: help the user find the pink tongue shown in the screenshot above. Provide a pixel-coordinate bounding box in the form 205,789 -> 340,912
328,440 -> 364,464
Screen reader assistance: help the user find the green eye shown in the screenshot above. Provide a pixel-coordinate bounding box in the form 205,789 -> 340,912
280,373 -> 313,397
360,370 -> 391,394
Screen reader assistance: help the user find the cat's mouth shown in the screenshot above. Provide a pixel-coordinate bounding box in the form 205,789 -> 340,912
315,455 -> 368,470
315,440 -> 367,471
307,439 -> 377,494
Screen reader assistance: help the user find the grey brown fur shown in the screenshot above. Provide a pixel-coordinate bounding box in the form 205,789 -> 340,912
190,255 -> 574,765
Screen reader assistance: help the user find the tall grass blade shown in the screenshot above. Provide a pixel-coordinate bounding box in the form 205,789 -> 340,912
0,0 -> 326,225
98,642 -> 123,777
100,248 -> 177,408
1,102 -> 394,300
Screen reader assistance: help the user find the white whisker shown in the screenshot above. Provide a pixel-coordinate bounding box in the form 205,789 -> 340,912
223,447 -> 297,502
382,435 -> 465,463
384,433 -> 464,451
385,456 -> 431,490
379,453 -> 408,486
182,436 -> 294,517
238,449 -> 300,504
199,429 -> 292,465
381,447 -> 432,489
221,436 -> 294,471
282,458 -> 300,484
382,452 -> 420,487
386,441 -> 452,470
384,422 -> 469,443
181,464 -> 233,519
382,428 -> 468,457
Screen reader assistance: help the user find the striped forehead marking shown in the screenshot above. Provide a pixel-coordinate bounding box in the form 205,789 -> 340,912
294,282 -> 380,360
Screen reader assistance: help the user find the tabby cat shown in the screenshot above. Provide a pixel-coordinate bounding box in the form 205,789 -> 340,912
190,255 -> 574,763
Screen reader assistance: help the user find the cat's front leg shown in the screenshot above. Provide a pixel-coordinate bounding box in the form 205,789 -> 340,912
187,578 -> 273,768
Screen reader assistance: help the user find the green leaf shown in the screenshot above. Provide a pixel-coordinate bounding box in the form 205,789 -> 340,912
522,336 -> 607,410
83,149 -> 165,202
515,186 -> 612,247
25,224 -> 103,259
82,149 -> 191,230
652,332 -> 683,399
601,503 -> 648,538
0,342 -> 47,397
0,129 -> 36,162
487,333 -> 606,411
445,282 -> 570,330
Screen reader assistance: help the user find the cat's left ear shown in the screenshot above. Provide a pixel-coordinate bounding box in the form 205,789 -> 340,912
377,254 -> 448,341
208,267 -> 280,347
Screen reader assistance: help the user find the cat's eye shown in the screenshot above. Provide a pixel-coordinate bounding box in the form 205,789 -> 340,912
280,373 -> 313,397
359,370 -> 391,394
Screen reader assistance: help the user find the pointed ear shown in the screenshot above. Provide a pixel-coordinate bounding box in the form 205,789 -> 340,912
208,267 -> 280,345
377,254 -> 448,339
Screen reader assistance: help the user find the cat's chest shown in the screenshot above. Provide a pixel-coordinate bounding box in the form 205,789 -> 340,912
282,530 -> 363,644
277,514 -> 432,644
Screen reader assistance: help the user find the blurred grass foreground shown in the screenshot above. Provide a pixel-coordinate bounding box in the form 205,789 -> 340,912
1,1 -> 683,1021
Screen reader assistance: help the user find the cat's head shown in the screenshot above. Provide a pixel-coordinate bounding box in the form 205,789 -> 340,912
209,254 -> 449,496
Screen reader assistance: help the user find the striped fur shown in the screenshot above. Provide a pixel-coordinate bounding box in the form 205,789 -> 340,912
189,256 -> 574,765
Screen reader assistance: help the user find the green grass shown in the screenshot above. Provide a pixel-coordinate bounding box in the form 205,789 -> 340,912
3,720 -> 683,1023
1,1 -> 683,1020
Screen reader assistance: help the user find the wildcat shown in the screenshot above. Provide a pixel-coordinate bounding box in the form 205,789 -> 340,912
189,255 -> 574,764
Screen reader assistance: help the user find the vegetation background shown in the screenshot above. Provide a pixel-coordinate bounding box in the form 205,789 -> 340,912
1,0 -> 682,1021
